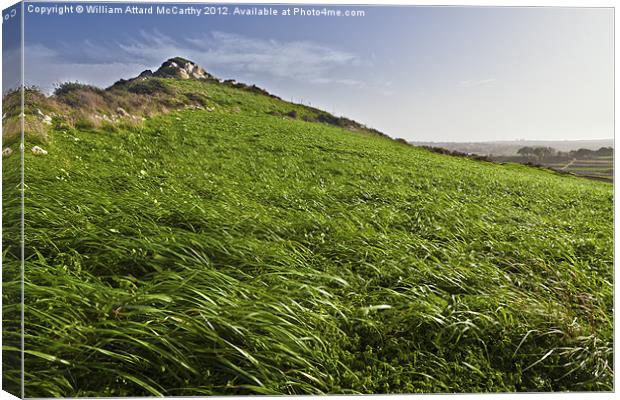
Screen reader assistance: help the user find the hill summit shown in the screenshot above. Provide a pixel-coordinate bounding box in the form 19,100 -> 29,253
4,57 -> 390,146
138,57 -> 214,81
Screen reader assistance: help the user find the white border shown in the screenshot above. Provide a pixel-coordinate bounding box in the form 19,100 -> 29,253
0,1 -> 615,399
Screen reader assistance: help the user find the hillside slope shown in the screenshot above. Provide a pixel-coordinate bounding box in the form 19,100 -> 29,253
2,60 -> 613,396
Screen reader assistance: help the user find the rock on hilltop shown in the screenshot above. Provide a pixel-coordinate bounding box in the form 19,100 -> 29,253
136,57 -> 215,81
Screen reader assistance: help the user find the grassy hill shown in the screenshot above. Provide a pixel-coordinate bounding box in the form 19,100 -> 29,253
2,61 -> 613,396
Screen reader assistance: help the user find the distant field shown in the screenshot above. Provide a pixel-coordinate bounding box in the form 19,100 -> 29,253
412,140 -> 614,157
412,141 -> 613,183
542,156 -> 613,182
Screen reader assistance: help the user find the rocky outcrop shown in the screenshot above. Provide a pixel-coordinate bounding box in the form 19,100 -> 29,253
37,109 -> 53,125
111,58 -> 215,88
152,57 -> 213,80
136,70 -> 154,80
31,146 -> 48,155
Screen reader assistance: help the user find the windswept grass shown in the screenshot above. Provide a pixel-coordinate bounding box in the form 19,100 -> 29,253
2,77 -> 613,396
2,133 -> 23,397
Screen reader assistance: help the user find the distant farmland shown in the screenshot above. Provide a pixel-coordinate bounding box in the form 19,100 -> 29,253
492,154 -> 613,182
544,156 -> 613,182
412,139 -> 613,156
414,140 -> 613,182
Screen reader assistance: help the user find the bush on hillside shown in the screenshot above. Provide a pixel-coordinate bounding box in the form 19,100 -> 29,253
54,82 -> 108,110
54,82 -> 104,97
422,145 -> 491,162
184,92 -> 209,106
126,79 -> 174,96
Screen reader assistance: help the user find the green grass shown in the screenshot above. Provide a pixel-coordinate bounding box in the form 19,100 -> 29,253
2,77 -> 614,396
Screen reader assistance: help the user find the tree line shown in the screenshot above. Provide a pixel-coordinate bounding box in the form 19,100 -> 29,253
517,146 -> 613,161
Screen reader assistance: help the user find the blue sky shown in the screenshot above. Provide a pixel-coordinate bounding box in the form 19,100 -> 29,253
7,3 -> 615,142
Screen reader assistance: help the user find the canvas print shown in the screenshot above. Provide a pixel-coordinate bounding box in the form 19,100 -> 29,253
1,2 -> 614,397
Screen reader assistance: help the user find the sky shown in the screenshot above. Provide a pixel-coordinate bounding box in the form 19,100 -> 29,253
3,3 -> 614,142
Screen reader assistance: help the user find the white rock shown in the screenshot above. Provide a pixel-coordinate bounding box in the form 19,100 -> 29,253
31,146 -> 48,155
37,109 -> 53,124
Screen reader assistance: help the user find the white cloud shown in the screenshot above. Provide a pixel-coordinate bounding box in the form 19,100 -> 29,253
310,77 -> 363,86
458,78 -> 497,88
23,30 -> 364,91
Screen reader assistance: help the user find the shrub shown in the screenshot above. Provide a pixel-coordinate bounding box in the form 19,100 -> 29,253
316,112 -> 339,125
101,122 -> 118,133
55,83 -> 107,110
54,82 -> 104,97
74,116 -> 96,130
184,92 -> 209,106
168,56 -> 192,65
3,115 -> 49,145
126,79 -> 174,96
